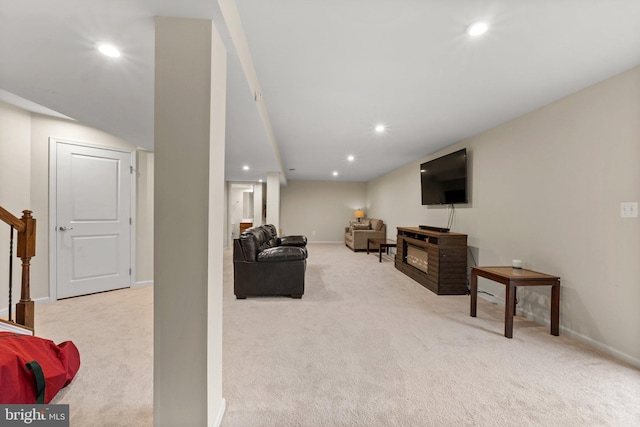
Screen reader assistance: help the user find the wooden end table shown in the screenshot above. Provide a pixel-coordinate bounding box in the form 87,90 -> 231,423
367,238 -> 396,262
470,266 -> 560,338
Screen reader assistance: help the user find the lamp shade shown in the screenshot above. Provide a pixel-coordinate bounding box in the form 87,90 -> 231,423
354,210 -> 365,219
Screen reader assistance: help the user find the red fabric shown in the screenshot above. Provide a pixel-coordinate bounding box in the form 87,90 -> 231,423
0,332 -> 80,404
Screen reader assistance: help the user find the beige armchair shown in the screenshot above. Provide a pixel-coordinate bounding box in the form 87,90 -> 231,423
345,218 -> 386,251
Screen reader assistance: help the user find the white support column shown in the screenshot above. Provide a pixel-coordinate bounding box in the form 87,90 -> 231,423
253,182 -> 264,226
154,17 -> 226,427
266,172 -> 281,233
207,20 -> 227,427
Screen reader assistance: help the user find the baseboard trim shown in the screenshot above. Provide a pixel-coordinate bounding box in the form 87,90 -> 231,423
210,398 -> 226,427
0,296 -> 50,317
520,307 -> 640,369
477,290 -> 501,306
35,297 -> 50,305
477,289 -> 640,369
133,280 -> 154,288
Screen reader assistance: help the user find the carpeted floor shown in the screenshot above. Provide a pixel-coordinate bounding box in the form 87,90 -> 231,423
34,243 -> 640,426
40,284 -> 153,425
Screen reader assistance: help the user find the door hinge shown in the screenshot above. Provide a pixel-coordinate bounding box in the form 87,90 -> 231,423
129,268 -> 132,276
129,217 -> 132,225
130,165 -> 134,174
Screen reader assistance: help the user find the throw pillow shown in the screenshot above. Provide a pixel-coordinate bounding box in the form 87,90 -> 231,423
352,223 -> 370,230
370,218 -> 383,231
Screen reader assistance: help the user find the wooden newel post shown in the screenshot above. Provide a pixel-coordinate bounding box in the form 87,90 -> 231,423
16,210 -> 36,330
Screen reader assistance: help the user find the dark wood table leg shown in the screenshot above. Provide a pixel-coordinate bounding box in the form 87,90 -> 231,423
367,240 -> 370,255
513,286 -> 517,316
379,245 -> 382,262
505,281 -> 515,338
551,282 -> 560,336
470,270 -> 477,317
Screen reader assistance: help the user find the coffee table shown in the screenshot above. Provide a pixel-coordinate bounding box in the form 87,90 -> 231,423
470,266 -> 560,338
367,238 -> 396,262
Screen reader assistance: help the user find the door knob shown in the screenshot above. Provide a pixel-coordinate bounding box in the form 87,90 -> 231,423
58,226 -> 74,231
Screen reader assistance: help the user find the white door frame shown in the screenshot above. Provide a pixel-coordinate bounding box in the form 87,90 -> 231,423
48,137 -> 136,302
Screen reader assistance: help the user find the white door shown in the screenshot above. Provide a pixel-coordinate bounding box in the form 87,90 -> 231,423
56,143 -> 132,299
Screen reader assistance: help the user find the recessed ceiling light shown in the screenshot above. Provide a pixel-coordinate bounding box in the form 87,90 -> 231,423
259,179 -> 263,183
347,155 -> 355,162
243,165 -> 249,170
333,171 -> 339,177
375,124 -> 385,133
467,22 -> 488,37
97,42 -> 121,57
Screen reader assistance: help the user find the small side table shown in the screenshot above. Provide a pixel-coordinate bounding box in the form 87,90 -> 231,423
239,222 -> 253,233
470,266 -> 560,338
367,238 -> 396,262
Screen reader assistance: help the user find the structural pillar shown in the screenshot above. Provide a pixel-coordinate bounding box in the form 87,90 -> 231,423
253,182 -> 264,226
266,172 -> 280,233
154,17 -> 226,426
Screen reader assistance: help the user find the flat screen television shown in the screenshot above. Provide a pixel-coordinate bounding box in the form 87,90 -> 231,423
420,148 -> 468,205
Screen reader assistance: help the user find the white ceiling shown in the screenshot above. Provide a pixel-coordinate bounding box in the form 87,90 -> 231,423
1,1 -> 639,183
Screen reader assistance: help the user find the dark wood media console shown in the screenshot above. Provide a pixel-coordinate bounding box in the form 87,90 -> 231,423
395,227 -> 468,295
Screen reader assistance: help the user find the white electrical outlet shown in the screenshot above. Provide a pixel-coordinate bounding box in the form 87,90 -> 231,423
620,202 -> 638,218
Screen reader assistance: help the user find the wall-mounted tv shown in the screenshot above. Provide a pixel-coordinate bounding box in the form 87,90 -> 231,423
420,148 -> 468,205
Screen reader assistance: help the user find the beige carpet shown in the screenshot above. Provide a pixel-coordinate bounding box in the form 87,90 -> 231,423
32,243 -> 639,426
40,285 -> 153,426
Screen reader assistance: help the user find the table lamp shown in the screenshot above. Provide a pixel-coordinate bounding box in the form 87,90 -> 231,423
354,209 -> 365,222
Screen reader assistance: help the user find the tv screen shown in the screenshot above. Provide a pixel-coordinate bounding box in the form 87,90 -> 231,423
420,148 -> 468,205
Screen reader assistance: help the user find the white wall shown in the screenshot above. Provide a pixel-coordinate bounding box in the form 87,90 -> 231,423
367,66 -> 640,367
0,102 -> 31,313
281,180 -> 366,241
228,184 -> 253,239
136,150 -> 154,285
0,101 -> 154,311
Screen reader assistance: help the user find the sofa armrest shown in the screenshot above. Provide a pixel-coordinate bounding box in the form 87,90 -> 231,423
352,228 -> 386,248
257,246 -> 307,262
280,235 -> 307,247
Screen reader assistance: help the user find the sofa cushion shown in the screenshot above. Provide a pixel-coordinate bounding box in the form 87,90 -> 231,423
238,224 -> 309,262
370,218 -> 383,231
263,224 -> 277,239
349,220 -> 372,231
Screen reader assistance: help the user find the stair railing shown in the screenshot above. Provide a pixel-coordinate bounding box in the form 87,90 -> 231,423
0,206 -> 36,330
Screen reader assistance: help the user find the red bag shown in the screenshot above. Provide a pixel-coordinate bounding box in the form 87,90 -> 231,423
0,332 -> 80,404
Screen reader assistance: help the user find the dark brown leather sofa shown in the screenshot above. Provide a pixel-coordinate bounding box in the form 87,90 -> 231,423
233,224 -> 307,299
